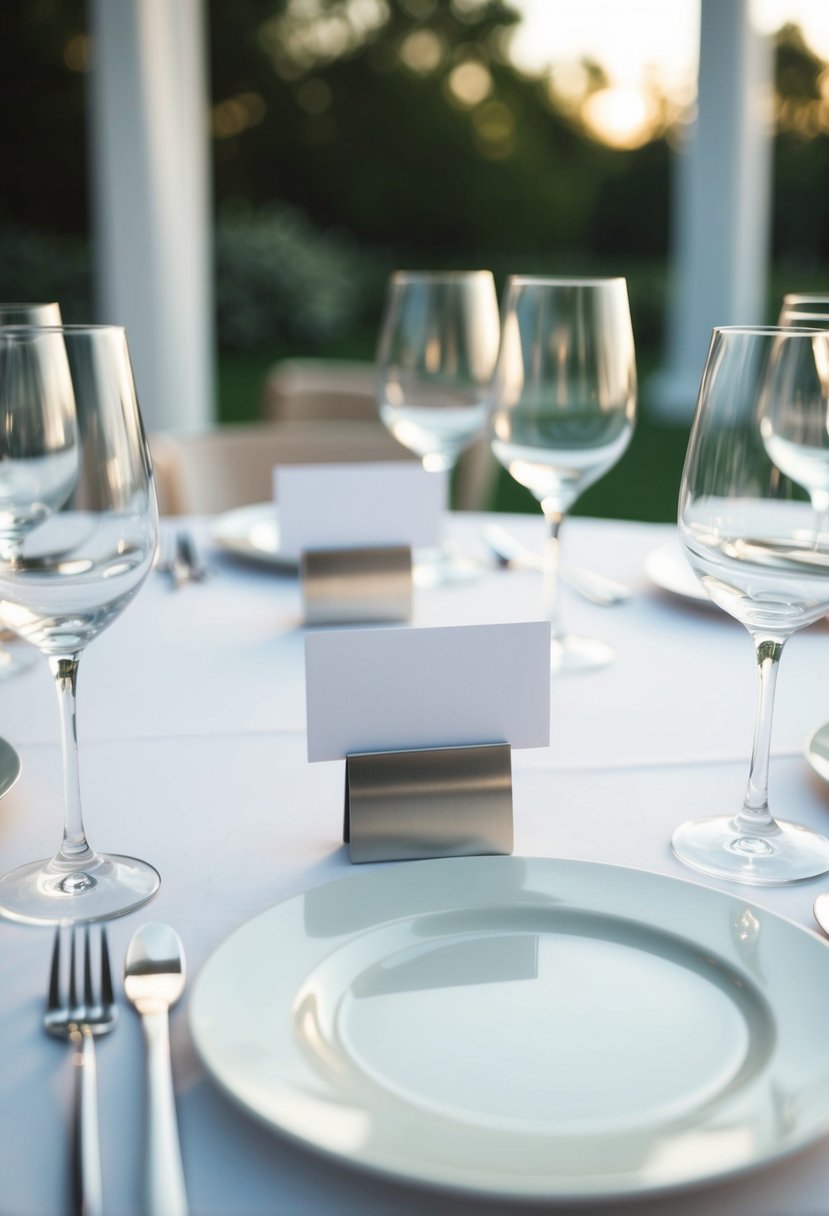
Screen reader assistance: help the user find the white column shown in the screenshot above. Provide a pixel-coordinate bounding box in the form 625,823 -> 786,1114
88,0 -> 215,434
649,0 -> 773,420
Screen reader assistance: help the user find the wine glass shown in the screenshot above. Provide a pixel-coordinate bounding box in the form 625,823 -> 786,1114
0,303 -> 62,325
779,293 -> 829,327
0,324 -> 160,923
375,270 -> 500,581
776,294 -> 829,527
672,325 -> 829,884
0,302 -> 63,679
489,276 -> 636,672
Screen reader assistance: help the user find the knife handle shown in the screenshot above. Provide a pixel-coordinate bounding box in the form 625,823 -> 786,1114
141,1010 -> 188,1216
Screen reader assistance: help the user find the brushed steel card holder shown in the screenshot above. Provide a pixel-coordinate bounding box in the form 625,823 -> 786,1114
301,545 -> 412,626
343,742 -> 513,864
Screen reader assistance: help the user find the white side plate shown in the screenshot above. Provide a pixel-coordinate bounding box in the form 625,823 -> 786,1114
806,720 -> 829,783
210,503 -> 295,570
0,737 -> 21,799
190,856 -> 829,1203
644,539 -> 711,605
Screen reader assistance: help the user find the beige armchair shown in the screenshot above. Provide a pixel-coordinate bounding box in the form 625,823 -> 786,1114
259,357 -> 498,511
149,419 -> 416,516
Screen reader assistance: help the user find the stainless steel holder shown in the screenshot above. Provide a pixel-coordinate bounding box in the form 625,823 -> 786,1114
301,545 -> 412,626
344,742 -> 513,864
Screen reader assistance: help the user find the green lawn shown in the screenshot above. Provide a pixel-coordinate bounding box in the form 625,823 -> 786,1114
217,352 -> 691,524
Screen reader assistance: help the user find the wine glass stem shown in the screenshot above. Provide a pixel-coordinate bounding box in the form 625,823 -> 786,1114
49,654 -> 93,865
813,490 -> 829,539
541,508 -> 565,643
736,635 -> 786,834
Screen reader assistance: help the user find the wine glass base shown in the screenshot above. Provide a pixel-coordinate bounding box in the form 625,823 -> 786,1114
551,634 -> 614,674
0,851 -> 160,925
0,640 -> 38,680
672,815 -> 829,885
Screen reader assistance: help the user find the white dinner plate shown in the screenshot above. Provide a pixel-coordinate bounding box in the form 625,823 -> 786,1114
190,855 -> 829,1203
644,538 -> 711,605
805,719 -> 829,782
210,503 -> 296,570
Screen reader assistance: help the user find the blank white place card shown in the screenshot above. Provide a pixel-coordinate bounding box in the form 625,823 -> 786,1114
305,621 -> 551,762
274,462 -> 446,559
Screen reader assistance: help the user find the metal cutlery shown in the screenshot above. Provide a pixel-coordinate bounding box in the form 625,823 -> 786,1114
156,530 -> 208,589
176,531 -> 209,582
125,922 -> 189,1216
44,925 -> 117,1216
482,524 -> 632,606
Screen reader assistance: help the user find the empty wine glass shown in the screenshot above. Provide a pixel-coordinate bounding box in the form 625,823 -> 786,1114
375,270 -> 500,581
0,325 -> 160,923
0,303 -> 62,325
779,293 -> 829,327
0,301 -> 63,679
489,276 -> 636,672
672,325 -> 829,884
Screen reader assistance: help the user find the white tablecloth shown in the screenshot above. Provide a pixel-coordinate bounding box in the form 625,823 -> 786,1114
2,511 -> 829,1216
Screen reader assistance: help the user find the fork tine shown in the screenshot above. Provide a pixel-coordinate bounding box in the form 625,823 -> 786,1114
47,927 -> 62,1013
83,926 -> 94,1009
68,928 -> 78,1012
100,927 -> 114,1007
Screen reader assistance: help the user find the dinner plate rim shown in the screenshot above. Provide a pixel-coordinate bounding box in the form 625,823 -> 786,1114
189,854 -> 829,1204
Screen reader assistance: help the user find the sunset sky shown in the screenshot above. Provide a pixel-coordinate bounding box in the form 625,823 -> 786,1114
508,0 -> 829,96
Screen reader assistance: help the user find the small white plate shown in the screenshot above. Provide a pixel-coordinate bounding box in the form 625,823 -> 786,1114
0,737 -> 21,799
806,720 -> 829,783
210,503 -> 296,570
190,856 -> 829,1203
645,539 -> 711,605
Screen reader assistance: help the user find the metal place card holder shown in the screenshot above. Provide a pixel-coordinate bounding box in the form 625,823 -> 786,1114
344,741 -> 513,864
301,544 -> 412,626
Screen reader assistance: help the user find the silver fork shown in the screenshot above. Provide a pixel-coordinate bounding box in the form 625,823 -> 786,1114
176,530 -> 209,582
44,926 -> 118,1216
155,531 -> 190,589
156,530 -> 208,588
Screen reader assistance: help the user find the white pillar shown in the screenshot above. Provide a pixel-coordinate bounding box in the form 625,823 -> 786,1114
649,0 -> 773,420
88,0 -> 215,434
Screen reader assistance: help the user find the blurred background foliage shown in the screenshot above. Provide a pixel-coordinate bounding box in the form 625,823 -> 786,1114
1,0 -> 828,518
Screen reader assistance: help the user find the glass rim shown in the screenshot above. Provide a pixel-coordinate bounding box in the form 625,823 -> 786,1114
0,324 -> 126,336
712,324 -> 829,336
507,274 -> 627,284
781,293 -> 829,305
390,269 -> 493,282
0,302 -> 60,310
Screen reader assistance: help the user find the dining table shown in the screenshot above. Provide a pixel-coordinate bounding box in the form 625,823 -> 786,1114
2,507 -> 829,1216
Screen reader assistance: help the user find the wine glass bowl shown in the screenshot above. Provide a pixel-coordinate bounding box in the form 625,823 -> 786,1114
489,276 -> 636,672
0,302 -> 62,326
778,293 -> 829,327
0,301 -> 65,677
773,297 -> 829,519
376,270 -> 500,474
0,325 -> 160,923
673,325 -> 829,884
375,270 -> 500,584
